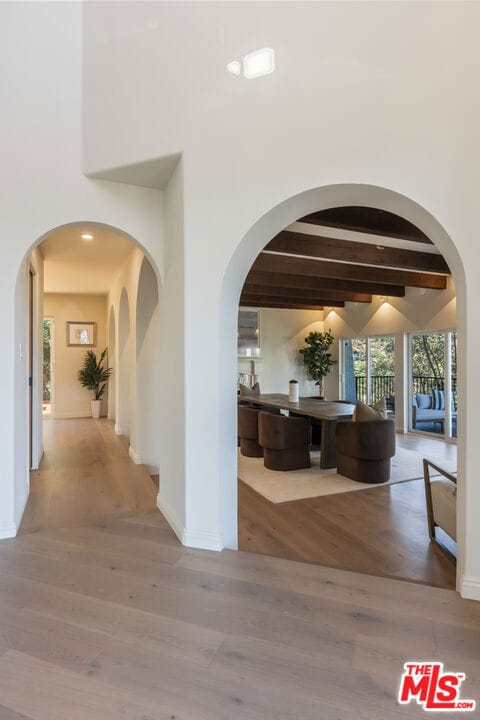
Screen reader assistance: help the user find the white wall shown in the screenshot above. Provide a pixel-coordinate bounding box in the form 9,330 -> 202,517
238,308 -> 324,397
44,294 -> 108,418
82,1 -> 479,596
2,2 -> 480,598
0,2 -> 163,539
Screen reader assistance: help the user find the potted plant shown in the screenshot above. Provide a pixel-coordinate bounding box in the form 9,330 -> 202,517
78,348 -> 112,419
288,379 -> 299,403
299,330 -> 337,399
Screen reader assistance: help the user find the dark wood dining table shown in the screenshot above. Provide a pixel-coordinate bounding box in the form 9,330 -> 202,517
241,393 -> 355,469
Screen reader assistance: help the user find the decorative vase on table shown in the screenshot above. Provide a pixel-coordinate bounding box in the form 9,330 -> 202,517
288,380 -> 299,403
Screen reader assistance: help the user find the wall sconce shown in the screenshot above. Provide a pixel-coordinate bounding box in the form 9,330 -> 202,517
381,296 -> 388,304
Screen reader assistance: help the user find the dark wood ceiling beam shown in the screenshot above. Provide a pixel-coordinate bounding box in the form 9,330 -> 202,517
254,252 -> 447,290
240,298 -> 325,311
243,283 -> 372,304
241,294 -> 344,308
246,269 -> 406,297
298,207 -> 432,244
266,230 -> 450,274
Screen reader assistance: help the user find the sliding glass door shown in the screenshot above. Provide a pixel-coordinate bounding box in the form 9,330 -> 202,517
343,335 -> 395,414
409,330 -> 457,439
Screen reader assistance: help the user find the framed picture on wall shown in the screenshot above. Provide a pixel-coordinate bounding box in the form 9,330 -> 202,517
67,321 -> 97,347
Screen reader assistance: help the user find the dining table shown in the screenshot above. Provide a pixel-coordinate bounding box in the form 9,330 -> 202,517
241,393 -> 355,469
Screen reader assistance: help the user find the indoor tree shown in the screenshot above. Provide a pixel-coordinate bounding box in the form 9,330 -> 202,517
299,330 -> 337,398
78,348 -> 112,418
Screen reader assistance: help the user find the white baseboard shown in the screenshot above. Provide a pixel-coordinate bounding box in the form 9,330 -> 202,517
128,446 -> 143,464
156,493 -> 223,551
114,423 -> 122,435
182,528 -> 223,552
460,575 -> 480,601
0,521 -> 17,540
156,493 -> 184,544
54,411 -> 92,419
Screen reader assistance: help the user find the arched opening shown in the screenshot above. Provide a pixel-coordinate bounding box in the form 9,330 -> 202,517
220,184 -> 466,591
135,257 -> 161,475
108,305 -> 116,422
118,288 -> 131,439
14,221 -> 162,534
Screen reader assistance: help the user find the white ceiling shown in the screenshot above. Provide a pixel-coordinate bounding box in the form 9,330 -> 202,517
41,225 -> 135,294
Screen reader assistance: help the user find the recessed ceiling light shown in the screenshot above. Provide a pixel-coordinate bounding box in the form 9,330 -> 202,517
227,60 -> 241,76
81,233 -> 94,241
243,48 -> 275,79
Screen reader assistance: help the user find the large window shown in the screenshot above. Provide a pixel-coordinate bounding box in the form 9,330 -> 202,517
409,330 -> 457,439
343,335 -> 395,413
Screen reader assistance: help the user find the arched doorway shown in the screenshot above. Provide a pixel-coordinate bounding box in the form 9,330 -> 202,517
13,221 -> 163,534
117,288 -> 131,439
135,257 -> 161,474
220,183 -> 466,590
108,305 -> 116,422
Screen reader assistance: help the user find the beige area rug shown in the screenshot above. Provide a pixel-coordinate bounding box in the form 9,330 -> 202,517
238,448 -> 457,504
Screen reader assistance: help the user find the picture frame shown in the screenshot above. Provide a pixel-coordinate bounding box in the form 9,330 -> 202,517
238,308 -> 260,357
66,321 -> 97,347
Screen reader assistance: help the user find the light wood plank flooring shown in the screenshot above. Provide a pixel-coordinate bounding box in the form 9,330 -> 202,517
239,433 -> 458,589
0,419 -> 476,719
21,418 -> 157,533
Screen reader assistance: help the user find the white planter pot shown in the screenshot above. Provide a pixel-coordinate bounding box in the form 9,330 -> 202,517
91,400 -> 101,419
288,383 -> 299,403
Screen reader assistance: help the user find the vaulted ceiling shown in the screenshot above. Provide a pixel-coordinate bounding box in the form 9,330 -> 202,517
240,207 -> 451,311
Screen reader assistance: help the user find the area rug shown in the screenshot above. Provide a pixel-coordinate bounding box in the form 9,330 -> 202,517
238,448 -> 457,504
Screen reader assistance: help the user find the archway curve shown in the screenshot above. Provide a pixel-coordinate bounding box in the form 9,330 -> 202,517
219,183 -> 466,589
17,220 -> 162,290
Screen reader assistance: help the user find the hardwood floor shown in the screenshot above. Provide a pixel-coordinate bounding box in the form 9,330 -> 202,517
0,419 -> 477,718
239,433 -> 458,589
21,418 -> 157,533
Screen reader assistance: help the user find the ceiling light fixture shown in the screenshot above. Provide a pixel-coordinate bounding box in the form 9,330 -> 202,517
227,60 -> 241,76
81,233 -> 94,241
243,48 -> 275,79
227,48 -> 275,79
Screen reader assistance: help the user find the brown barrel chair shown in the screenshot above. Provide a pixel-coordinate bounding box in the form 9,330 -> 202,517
238,405 -> 263,457
258,412 -> 311,471
335,418 -> 396,483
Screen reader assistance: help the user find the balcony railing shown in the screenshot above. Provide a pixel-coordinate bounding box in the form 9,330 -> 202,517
354,375 -> 458,406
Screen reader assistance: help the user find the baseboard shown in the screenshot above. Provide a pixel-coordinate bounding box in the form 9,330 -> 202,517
460,575 -> 480,601
0,520 -> 17,540
182,528 -> 223,552
156,493 -> 223,551
54,411 -> 92,419
128,446 -> 143,464
156,493 -> 184,544
114,423 -> 122,435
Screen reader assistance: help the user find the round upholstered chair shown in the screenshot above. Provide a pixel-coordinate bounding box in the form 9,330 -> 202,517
238,405 -> 263,457
258,412 -> 311,471
335,418 -> 396,483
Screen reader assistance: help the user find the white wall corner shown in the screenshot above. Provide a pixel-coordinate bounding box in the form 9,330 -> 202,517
0,521 -> 18,540
128,446 -> 143,464
460,575 -> 480,602
114,423 -> 122,435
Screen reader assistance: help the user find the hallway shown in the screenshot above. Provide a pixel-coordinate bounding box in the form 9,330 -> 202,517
0,419 -> 478,718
